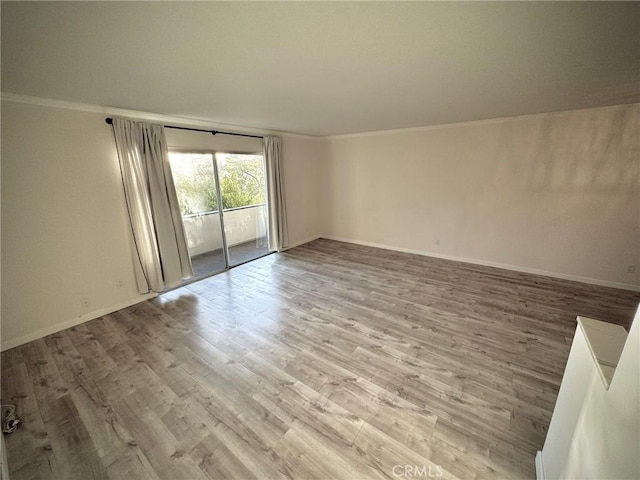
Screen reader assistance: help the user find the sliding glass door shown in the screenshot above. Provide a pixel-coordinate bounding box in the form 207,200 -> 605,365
168,151 -> 270,280
168,152 -> 228,278
216,153 -> 269,267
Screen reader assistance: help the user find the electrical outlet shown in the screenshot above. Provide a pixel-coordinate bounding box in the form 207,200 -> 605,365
625,264 -> 637,274
80,297 -> 90,309
115,279 -> 124,289
435,239 -> 441,246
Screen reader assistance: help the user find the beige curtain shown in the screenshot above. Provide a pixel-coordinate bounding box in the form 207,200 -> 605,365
264,136 -> 288,251
112,118 -> 193,293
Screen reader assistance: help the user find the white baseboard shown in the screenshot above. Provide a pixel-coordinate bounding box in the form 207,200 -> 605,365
4,234 -> 635,351
0,237 -> 319,352
320,235 -> 640,292
1,293 -> 157,351
535,451 -> 545,480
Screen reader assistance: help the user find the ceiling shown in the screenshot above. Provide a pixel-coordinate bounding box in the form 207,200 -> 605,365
2,2 -> 639,137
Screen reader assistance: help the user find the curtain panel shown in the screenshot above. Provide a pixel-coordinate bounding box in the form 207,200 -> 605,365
112,118 -> 193,293
264,136 -> 289,252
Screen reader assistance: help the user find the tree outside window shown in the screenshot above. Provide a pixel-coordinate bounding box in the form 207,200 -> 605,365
169,152 -> 266,216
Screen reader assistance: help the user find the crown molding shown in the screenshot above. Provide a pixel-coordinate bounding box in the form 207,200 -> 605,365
3,92 -> 637,141
0,92 -> 321,140
325,103 -> 640,140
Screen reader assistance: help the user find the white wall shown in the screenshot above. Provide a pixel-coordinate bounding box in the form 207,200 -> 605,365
323,105 -> 640,289
538,323 -> 594,478
165,127 -> 264,155
540,310 -> 640,479
1,100 -> 149,349
1,99 -> 325,349
563,312 -> 640,479
281,135 -> 326,247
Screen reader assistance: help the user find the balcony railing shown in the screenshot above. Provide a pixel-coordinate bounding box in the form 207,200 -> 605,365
182,202 -> 267,219
181,203 -> 268,257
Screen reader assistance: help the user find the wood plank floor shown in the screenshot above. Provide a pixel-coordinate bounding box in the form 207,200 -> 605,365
2,239 -> 639,480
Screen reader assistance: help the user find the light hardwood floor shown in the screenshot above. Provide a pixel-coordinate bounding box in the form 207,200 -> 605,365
2,239 -> 639,479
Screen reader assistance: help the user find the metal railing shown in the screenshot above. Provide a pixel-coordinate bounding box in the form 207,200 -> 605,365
182,203 -> 266,219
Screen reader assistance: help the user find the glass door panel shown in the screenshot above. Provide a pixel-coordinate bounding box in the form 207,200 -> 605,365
168,152 -> 228,278
216,153 -> 270,267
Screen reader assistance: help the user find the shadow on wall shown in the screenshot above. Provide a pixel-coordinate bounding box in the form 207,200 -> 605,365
475,105 -> 640,244
524,106 -> 638,193
321,104 -> 639,282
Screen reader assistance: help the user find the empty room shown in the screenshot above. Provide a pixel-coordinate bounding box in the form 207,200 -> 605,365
1,2 -> 639,479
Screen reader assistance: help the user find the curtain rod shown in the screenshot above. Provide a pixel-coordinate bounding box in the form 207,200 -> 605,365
104,117 -> 263,139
